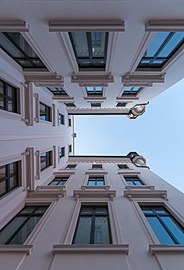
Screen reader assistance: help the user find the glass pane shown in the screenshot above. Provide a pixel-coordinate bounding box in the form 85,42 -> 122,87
0,96 -> 4,109
41,160 -> 47,170
48,180 -> 58,186
0,165 -> 6,179
10,216 -> 41,244
70,32 -> 89,57
20,206 -> 36,214
142,208 -> 153,214
8,100 -> 13,112
57,181 -> 65,186
0,216 -> 27,244
16,60 -> 34,68
9,175 -> 18,190
147,216 -> 175,244
9,162 -> 16,174
134,180 -> 143,186
94,216 -> 110,244
0,81 -> 4,94
95,207 -> 108,214
154,208 -> 167,214
146,32 -> 170,57
80,207 -> 93,214
126,180 -> 133,186
96,180 -> 104,186
0,180 -> 6,196
91,32 -> 105,57
158,32 -> 184,57
7,33 -> 38,58
74,217 -> 92,244
34,206 -> 48,214
0,33 -> 24,57
161,216 -> 184,244
88,180 -> 96,186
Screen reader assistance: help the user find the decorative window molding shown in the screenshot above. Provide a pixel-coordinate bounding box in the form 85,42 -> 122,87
0,245 -> 33,255
24,83 -> 33,126
71,72 -> 114,84
34,93 -> 39,123
0,20 -> 29,32
52,104 -> 56,126
24,72 -> 64,87
122,73 -> 165,85
73,189 -> 116,201
149,244 -> 184,254
124,189 -> 167,200
25,147 -> 35,191
26,189 -> 65,203
49,20 -> 125,32
53,244 -> 129,254
145,20 -> 184,32
53,146 -> 57,168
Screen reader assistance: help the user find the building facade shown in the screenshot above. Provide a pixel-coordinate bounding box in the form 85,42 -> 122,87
1,1 -> 184,270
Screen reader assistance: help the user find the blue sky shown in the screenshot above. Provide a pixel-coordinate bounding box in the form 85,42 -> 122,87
74,79 -> 184,192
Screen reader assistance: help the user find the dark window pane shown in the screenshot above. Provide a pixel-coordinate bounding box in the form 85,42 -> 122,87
94,216 -> 110,244
0,165 -> 6,179
74,217 -> 92,244
147,216 -> 175,244
10,216 -> 42,244
0,181 -> 6,196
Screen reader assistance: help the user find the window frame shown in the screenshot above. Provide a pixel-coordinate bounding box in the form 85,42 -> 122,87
123,175 -> 145,186
65,164 -> 77,170
87,176 -> 105,187
59,147 -> 65,159
39,102 -> 52,122
92,164 -> 103,170
0,79 -> 20,114
86,86 -> 103,96
58,113 -> 64,125
0,205 -> 49,245
40,151 -> 52,171
0,160 -> 21,198
117,164 -> 129,170
72,205 -> 112,244
48,175 -> 69,186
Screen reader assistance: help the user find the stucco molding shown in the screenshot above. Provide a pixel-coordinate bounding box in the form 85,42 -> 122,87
0,20 -> 29,32
73,189 -> 116,201
145,20 -> 184,32
124,189 -> 167,200
0,245 -> 33,255
53,244 -> 129,254
149,244 -> 184,254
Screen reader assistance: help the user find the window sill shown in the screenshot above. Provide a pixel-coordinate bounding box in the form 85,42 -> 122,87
81,185 -> 110,191
53,244 -> 129,254
73,189 -> 116,200
149,244 -> 184,254
38,119 -> 53,125
0,109 -> 21,120
26,189 -> 65,202
0,245 -> 33,255
124,189 -> 167,200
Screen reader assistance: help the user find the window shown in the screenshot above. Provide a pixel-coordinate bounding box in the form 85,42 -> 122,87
91,102 -> 101,108
116,102 -> 127,107
39,102 -> 51,122
58,113 -> 64,125
88,176 -> 105,186
47,87 -> 68,96
40,151 -> 52,171
69,145 -> 72,153
64,103 -> 76,107
124,176 -> 144,186
123,86 -> 142,95
118,164 -> 129,169
86,86 -> 103,96
65,164 -> 76,169
92,164 -> 102,169
49,176 -> 69,186
0,161 -> 20,198
137,32 -> 184,69
69,32 -> 108,70
141,206 -> 184,244
0,80 -> 19,114
68,118 -> 72,126
0,32 -> 46,69
73,206 -> 112,244
0,205 -> 48,244
59,147 -> 65,158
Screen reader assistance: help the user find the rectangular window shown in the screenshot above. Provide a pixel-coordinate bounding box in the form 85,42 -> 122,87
86,86 -> 103,96
124,176 -> 144,186
59,147 -> 65,158
47,87 -> 68,96
65,164 -> 76,169
91,102 -> 101,108
116,102 -> 127,107
92,164 -> 102,169
137,32 -> 184,69
0,79 -> 19,114
0,161 -> 20,198
118,164 -> 129,169
0,32 -> 46,69
69,145 -> 72,153
68,118 -> 72,126
123,86 -> 142,95
88,176 -> 105,186
141,206 -> 184,244
40,151 -> 52,171
64,103 -> 76,107
58,113 -> 64,125
73,206 -> 112,244
48,176 -> 69,186
0,205 -> 48,244
69,32 -> 108,71
39,102 -> 51,122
